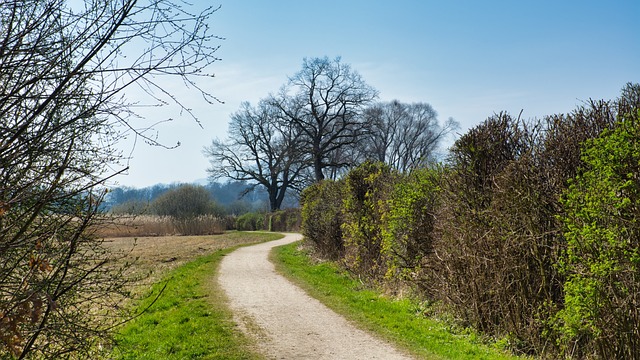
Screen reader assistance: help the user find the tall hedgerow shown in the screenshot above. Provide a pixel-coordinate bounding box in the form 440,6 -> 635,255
382,167 -> 440,294
298,83 -> 640,359
300,180 -> 345,260
268,208 -> 302,232
557,111 -> 640,359
435,113 -> 532,331
341,162 -> 396,282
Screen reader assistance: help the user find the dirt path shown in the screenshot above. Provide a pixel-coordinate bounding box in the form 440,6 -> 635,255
218,233 -> 414,360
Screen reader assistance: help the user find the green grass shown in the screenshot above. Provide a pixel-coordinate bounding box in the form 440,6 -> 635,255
271,242 -> 525,360
112,232 -> 282,360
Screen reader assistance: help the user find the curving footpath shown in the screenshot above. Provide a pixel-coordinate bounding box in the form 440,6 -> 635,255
218,233 -> 414,360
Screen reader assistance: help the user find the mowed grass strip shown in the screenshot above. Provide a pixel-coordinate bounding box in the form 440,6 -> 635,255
112,232 -> 282,360
271,242 -> 525,360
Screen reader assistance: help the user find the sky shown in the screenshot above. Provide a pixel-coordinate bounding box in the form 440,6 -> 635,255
114,0 -> 640,188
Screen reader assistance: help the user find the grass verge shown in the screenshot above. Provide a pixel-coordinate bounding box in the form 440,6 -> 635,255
111,232 -> 282,360
271,241 -> 525,360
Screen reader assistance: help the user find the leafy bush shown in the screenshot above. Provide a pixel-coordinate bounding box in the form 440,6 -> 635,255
556,111 -> 640,358
300,180 -> 345,260
235,212 -> 266,231
268,208 -> 302,232
341,161 -> 396,282
297,83 -> 640,359
382,167 -> 440,293
433,105 -> 620,355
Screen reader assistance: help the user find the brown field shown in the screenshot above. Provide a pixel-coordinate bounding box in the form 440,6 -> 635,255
101,231 -> 283,295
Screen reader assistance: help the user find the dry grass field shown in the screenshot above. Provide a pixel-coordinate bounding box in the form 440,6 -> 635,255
101,231 -> 282,295
94,215 -> 228,239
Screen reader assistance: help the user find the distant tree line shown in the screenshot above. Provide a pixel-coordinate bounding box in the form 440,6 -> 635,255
204,56 -> 457,211
301,83 -> 640,359
104,181 -> 298,215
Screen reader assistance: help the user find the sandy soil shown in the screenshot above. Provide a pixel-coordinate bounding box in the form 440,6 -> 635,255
218,233 -> 414,360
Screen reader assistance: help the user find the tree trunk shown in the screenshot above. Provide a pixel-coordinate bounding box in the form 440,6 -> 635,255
314,155 -> 324,182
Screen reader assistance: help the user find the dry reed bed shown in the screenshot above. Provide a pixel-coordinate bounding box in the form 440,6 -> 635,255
94,215 -> 226,238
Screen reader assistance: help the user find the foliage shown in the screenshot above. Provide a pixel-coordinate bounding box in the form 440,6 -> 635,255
300,84 -> 640,358
436,113 -> 537,333
207,57 -> 455,204
434,112 -> 572,355
341,161 -> 396,281
556,111 -> 640,358
300,180 -> 345,260
235,212 -> 267,231
426,101 -> 623,355
267,208 -> 302,232
382,167 -> 441,292
273,242 -> 522,360
231,209 -> 301,233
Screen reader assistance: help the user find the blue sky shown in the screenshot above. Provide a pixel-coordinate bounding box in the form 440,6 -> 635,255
116,0 -> 640,188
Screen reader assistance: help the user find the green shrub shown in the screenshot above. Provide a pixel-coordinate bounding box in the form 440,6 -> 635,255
293,83 -> 640,359
341,161 -> 396,282
382,167 -> 440,293
300,180 -> 345,260
235,212 -> 266,231
268,208 -> 302,232
557,111 -> 640,358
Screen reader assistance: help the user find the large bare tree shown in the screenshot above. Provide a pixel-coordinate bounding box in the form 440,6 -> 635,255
0,0 -> 220,358
271,57 -> 378,181
362,100 -> 458,172
204,101 -> 307,211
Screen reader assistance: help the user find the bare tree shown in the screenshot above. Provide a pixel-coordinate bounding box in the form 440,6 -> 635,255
271,56 -> 378,181
204,101 -> 307,211
361,100 -> 458,172
0,0 -> 220,358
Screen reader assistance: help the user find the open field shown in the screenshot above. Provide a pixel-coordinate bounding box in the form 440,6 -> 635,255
102,231 -> 281,292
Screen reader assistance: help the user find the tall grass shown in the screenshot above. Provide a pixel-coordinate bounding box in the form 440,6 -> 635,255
95,215 -> 226,238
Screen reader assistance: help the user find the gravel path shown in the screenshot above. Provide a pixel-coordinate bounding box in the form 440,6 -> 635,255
218,233 -> 414,360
